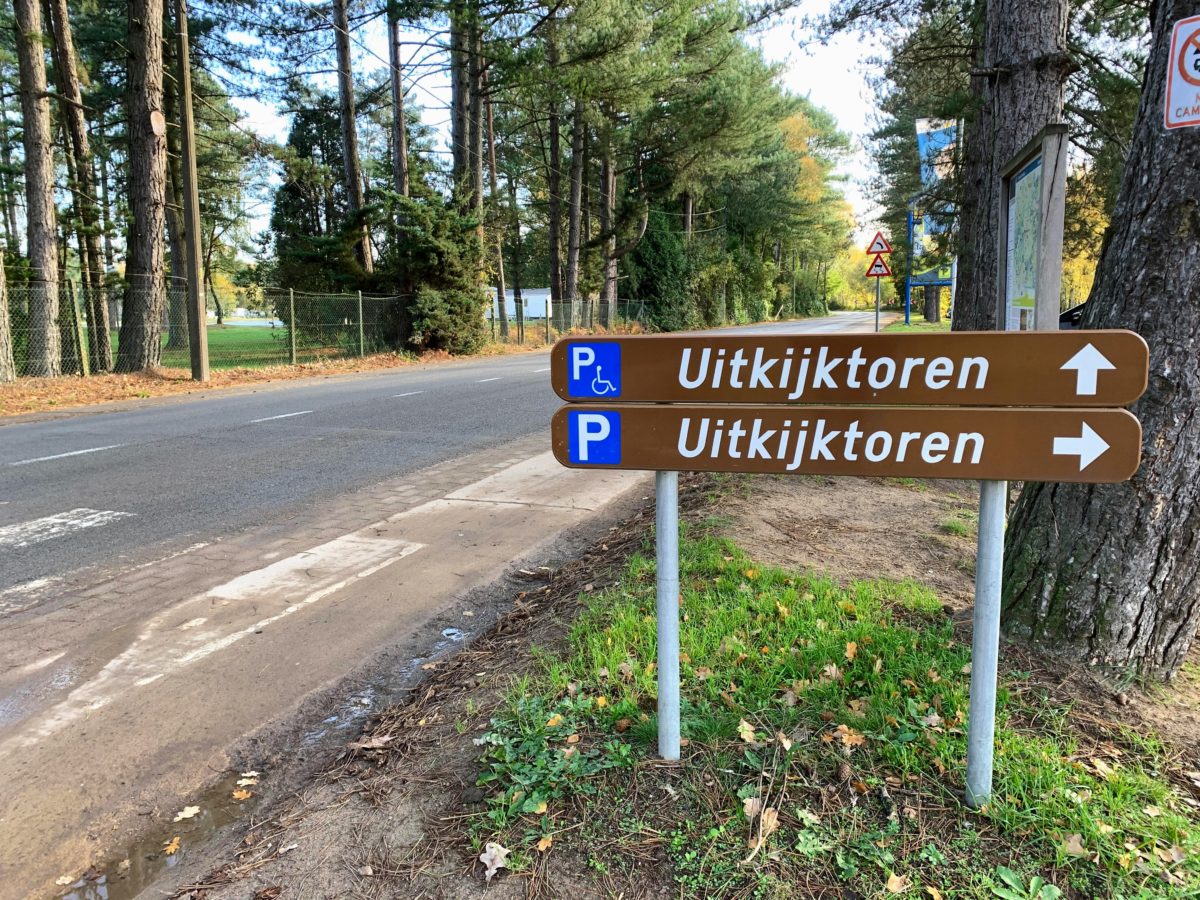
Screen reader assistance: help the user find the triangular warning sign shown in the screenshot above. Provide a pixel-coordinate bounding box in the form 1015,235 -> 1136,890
865,254 -> 892,277
865,231 -> 892,255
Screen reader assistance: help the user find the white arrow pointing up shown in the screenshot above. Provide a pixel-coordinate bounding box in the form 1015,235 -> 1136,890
1061,343 -> 1116,396
1053,422 -> 1110,470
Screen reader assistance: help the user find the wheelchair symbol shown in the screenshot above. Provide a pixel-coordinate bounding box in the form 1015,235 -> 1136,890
591,366 -> 617,395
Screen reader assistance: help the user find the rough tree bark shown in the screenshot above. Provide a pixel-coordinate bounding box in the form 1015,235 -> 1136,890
1002,0 -> 1200,679
115,0 -> 167,372
449,0 -> 467,193
546,15 -> 563,319
162,31 -> 190,352
46,0 -> 110,370
14,0 -> 61,376
332,0 -> 373,273
387,7 -> 409,198
924,285 -> 941,323
564,100 -> 586,316
506,172 -> 524,343
485,79 -> 508,340
0,255 -> 14,381
951,0 -> 1070,331
598,116 -> 616,330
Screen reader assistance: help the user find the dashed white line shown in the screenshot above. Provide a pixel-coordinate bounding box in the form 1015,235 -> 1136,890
249,410 -> 312,423
8,445 -> 123,467
393,391 -> 425,398
477,377 -> 501,383
0,509 -> 136,551
534,367 -> 550,373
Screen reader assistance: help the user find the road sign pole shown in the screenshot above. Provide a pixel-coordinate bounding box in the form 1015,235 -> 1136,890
655,470 -> 681,761
875,277 -> 881,332
966,478 -> 1006,808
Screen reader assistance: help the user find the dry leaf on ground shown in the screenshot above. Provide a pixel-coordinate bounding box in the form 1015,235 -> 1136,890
743,796 -> 762,819
172,806 -> 199,822
232,788 -> 253,801
163,836 -> 181,856
479,842 -> 510,882
536,836 -> 553,852
738,719 -> 756,743
886,872 -> 911,893
1063,833 -> 1088,857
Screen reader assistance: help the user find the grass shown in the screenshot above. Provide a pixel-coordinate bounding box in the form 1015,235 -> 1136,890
471,530 -> 1200,898
940,509 -> 979,538
885,318 -> 953,334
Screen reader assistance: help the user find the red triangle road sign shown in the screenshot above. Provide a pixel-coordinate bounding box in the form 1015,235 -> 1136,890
866,231 -> 893,255
865,254 -> 892,277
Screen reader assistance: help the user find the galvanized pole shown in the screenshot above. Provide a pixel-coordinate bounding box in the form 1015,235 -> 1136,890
175,0 -> 209,382
288,288 -> 297,365
357,290 -> 365,356
655,470 -> 681,760
965,479 -> 1005,807
874,277 -> 881,332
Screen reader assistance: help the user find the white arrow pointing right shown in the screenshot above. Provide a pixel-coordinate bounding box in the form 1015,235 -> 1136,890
1061,343 -> 1116,396
1053,422 -> 1111,470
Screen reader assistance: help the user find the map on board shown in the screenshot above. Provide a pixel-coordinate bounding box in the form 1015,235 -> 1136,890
1005,157 -> 1042,331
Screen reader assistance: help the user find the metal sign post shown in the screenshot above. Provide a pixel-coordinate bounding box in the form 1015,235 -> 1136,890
965,479 -> 1005,807
864,233 -> 892,332
655,471 -> 681,760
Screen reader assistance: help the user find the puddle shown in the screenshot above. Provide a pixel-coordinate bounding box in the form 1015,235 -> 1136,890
59,770 -> 264,900
59,620 -> 478,899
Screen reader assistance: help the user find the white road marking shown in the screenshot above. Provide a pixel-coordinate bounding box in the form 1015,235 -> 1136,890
9,650 -> 66,677
8,445 -> 123,467
10,533 -> 423,745
477,377 -> 501,383
534,367 -> 550,373
393,391 -> 425,398
249,410 -> 312,423
0,509 -> 135,551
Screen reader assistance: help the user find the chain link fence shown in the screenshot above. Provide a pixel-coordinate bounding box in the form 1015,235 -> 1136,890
2,280 -> 648,380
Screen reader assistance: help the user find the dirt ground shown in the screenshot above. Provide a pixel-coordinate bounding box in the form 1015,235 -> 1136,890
88,472 -> 1200,900
0,342 -> 549,418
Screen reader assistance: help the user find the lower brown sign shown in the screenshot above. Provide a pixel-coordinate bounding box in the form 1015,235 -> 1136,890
551,405 -> 1142,483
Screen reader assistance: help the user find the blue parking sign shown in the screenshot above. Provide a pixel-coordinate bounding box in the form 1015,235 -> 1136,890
566,342 -> 621,399
568,410 -> 621,465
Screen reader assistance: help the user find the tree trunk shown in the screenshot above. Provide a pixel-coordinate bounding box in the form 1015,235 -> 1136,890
14,0 -> 60,376
951,0 -> 1070,332
564,100 -> 585,316
1002,0 -> 1200,679
332,0 -> 373,273
162,33 -> 189,351
467,13 -> 484,271
546,13 -> 562,319
599,117 -> 616,330
387,9 -> 409,198
0,253 -> 14,381
46,0 -> 109,370
0,88 -> 19,252
449,0 -> 467,195
115,0 -> 167,372
485,79 -> 508,340
924,285 -> 941,323
506,172 -> 523,343
96,113 -> 117,275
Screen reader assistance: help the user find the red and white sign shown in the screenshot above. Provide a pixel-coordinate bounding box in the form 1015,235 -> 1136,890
1166,15 -> 1200,130
865,231 -> 893,255
865,254 -> 892,278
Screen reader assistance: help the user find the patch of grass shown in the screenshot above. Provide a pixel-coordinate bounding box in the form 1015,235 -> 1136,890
885,318 -> 952,334
472,534 -> 1200,897
940,509 -> 979,538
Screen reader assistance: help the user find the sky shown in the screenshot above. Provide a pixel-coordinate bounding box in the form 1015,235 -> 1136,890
230,1 -> 887,242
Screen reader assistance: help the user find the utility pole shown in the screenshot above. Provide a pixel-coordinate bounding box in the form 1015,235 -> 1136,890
175,0 -> 208,381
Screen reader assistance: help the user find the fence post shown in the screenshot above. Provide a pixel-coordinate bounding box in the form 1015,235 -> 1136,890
68,281 -> 89,377
288,289 -> 297,365
357,290 -> 365,356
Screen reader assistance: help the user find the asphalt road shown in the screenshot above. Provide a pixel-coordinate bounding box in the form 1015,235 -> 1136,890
0,311 -> 879,595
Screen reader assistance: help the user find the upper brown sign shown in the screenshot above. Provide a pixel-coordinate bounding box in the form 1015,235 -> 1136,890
551,405 -> 1142,483
550,331 -> 1148,407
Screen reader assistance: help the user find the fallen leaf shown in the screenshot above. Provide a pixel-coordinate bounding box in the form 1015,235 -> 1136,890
743,796 -> 762,819
420,662 -> 437,670
1144,805 -> 1162,818
565,733 -> 580,744
919,711 -> 944,728
821,663 -> 843,682
532,801 -> 548,814
851,780 -> 870,795
845,641 -> 858,662
834,724 -> 866,748
925,887 -> 944,900
173,806 -> 200,823
618,661 -> 634,681
562,745 -> 578,759
164,836 -> 181,856
545,714 -> 564,728
241,770 -> 260,778
1063,833 -> 1088,857
738,719 -> 757,743
55,876 -> 74,887
874,657 -> 884,674
886,872 -> 911,893
536,835 -> 553,853
232,788 -> 253,801
595,696 -> 607,708
237,777 -> 259,787
695,667 -> 713,680
776,601 -> 790,618
615,718 -> 632,733
479,842 -> 510,882
776,731 -> 793,751
760,807 -> 779,838
1091,757 -> 1115,779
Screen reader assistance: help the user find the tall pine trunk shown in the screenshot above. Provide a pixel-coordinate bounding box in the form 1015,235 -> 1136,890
46,0 -> 110,370
14,0 -> 60,376
546,14 -> 562,324
115,0 -> 167,372
506,172 -> 524,343
485,79 -> 507,340
952,0 -> 1070,331
598,114 -> 616,329
162,29 -> 189,352
0,253 -> 13,381
564,100 -> 585,317
0,88 -> 19,252
332,0 -> 373,273
1002,0 -> 1200,679
387,9 -> 409,198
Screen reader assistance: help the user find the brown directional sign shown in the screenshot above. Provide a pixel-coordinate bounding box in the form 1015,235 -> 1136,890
550,331 -> 1148,407
551,405 -> 1142,483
